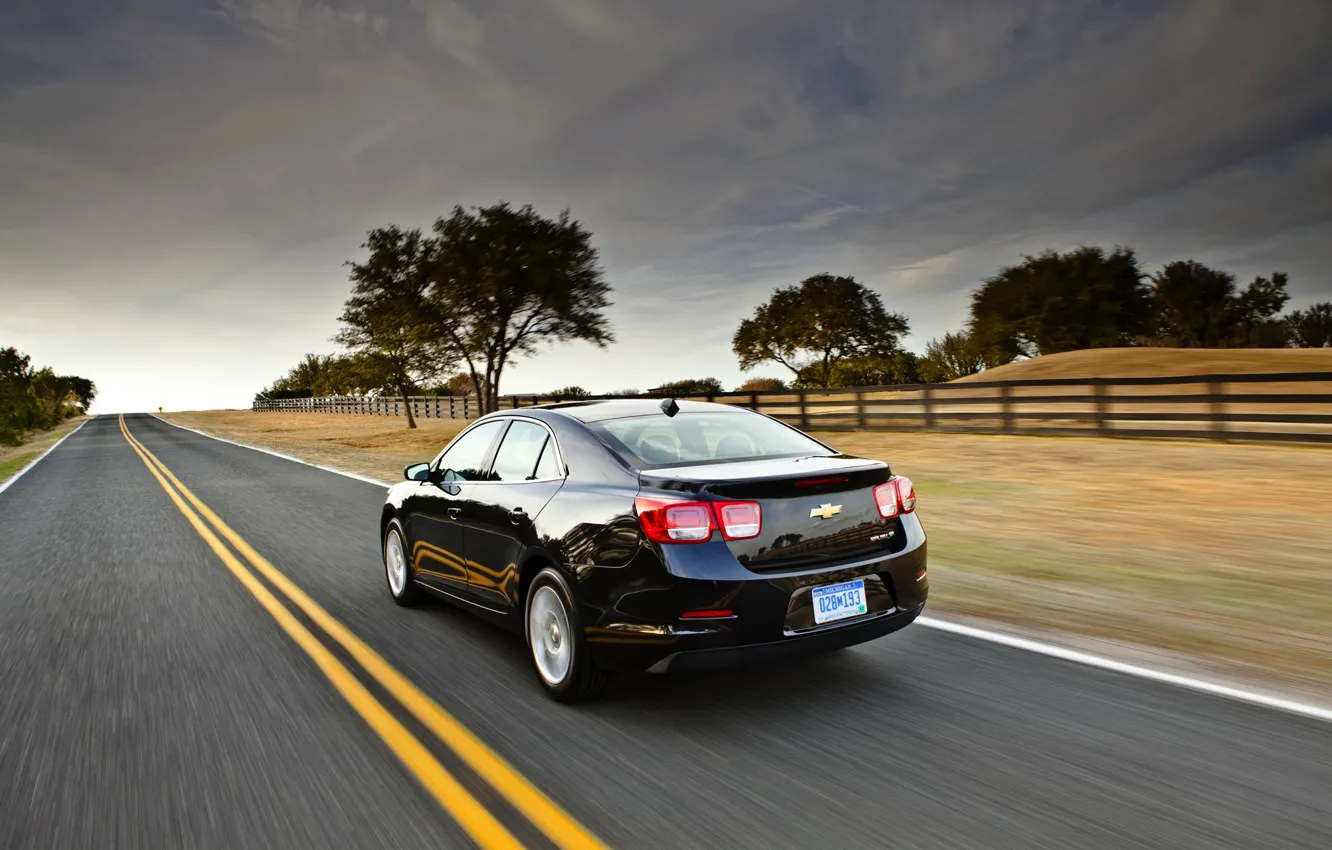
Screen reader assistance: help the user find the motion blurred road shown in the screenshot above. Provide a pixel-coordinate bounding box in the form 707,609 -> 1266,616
2,414 -> 1330,849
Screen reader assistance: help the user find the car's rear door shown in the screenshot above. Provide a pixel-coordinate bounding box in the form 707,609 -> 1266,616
463,418 -> 566,611
409,419 -> 507,598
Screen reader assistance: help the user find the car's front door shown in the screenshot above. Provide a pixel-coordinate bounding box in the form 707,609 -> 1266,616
409,419 -> 507,599
464,418 -> 566,611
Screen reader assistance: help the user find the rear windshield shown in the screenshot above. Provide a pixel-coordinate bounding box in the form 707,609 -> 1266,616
587,411 -> 833,469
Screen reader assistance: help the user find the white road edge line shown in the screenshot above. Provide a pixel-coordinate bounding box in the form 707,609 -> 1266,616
152,413 -> 1332,724
0,420 -> 88,497
918,616 -> 1332,724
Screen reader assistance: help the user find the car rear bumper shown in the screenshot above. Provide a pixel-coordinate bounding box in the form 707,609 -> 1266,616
642,602 -> 924,673
583,527 -> 928,673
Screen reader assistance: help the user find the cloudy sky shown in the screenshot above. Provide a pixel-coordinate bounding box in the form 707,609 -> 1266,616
3,0 -> 1331,412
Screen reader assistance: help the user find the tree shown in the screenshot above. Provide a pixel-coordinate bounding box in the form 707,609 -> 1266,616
1148,259 -> 1231,347
1286,302 -> 1332,348
441,372 -> 478,397
324,353 -> 395,395
271,353 -> 331,395
337,226 -> 456,428
969,246 -> 1150,358
733,274 -> 910,389
256,351 -> 397,402
0,348 -> 90,441
1235,272 -> 1291,346
826,352 -> 921,387
426,202 -> 614,414
0,347 -> 38,444
653,377 -> 725,395
736,377 -> 788,392
920,331 -> 987,382
1148,262 -> 1294,348
28,368 -> 74,429
68,376 -> 97,412
545,385 -> 591,398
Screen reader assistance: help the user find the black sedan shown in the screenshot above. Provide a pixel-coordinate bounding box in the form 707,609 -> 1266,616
380,398 -> 927,702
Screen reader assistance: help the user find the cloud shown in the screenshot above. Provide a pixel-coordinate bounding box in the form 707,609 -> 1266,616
2,0 -> 1331,411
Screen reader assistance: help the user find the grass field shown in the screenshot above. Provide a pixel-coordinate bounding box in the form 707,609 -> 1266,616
0,417 -> 89,487
954,346 -> 1332,382
163,409 -> 1332,699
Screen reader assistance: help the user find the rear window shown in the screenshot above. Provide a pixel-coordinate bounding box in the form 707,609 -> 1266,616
588,411 -> 832,469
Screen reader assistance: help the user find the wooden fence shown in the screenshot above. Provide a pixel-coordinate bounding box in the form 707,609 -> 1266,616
251,370 -> 1332,444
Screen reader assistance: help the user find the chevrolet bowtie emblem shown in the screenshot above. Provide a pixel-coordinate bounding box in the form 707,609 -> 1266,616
810,503 -> 842,520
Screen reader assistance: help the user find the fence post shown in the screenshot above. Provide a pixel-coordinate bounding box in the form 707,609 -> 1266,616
921,385 -> 934,430
856,390 -> 867,429
799,390 -> 809,430
1000,384 -> 1013,433
1210,380 -> 1226,439
749,392 -> 758,412
1094,380 -> 1110,436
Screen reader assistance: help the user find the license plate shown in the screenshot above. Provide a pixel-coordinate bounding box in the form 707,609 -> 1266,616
811,579 -> 868,625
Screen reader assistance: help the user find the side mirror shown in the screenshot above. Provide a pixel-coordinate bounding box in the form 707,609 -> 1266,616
404,462 -> 431,482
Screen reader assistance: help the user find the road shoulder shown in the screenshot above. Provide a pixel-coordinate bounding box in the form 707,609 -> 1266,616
0,417 -> 88,491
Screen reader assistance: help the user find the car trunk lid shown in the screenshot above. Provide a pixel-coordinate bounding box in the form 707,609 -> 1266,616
639,455 -> 906,571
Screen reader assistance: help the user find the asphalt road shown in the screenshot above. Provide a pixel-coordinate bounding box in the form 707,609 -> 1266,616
2,413 -> 1330,849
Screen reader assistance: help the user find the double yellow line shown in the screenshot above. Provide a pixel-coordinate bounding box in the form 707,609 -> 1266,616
118,416 -> 607,850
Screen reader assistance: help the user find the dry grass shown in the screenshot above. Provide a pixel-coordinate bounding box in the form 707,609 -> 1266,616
164,410 -> 1332,698
821,430 -> 1332,697
0,417 -> 90,485
956,347 -> 1332,382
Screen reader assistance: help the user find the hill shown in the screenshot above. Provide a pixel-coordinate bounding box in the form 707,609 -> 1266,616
954,348 -> 1332,383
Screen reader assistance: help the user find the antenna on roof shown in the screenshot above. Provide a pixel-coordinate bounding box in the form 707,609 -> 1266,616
660,397 -> 679,417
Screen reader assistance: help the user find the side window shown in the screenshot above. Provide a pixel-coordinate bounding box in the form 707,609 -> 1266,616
436,420 -> 505,482
490,421 -> 552,482
532,437 -> 562,480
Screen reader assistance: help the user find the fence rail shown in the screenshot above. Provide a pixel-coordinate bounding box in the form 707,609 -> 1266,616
251,371 -> 1332,445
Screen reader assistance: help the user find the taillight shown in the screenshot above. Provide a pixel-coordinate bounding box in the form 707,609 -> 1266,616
895,476 -> 916,513
635,498 -> 762,543
636,498 -> 714,543
873,476 -> 916,518
716,501 -> 761,540
873,482 -> 899,518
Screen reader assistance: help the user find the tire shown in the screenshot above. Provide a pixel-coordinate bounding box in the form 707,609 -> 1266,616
383,519 -> 422,607
525,567 -> 608,703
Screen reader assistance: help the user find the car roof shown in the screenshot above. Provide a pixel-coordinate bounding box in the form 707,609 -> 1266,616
515,398 -> 748,423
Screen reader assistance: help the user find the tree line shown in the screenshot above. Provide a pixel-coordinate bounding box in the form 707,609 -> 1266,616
730,248 -> 1330,387
1,347 -> 96,445
259,202 -> 1332,425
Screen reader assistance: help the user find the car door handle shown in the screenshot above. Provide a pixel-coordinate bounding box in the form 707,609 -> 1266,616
447,507 -> 461,520
508,507 -> 526,525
